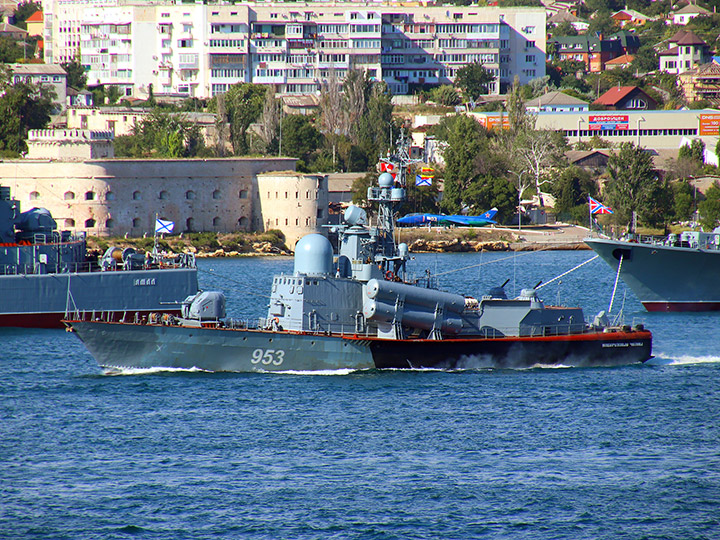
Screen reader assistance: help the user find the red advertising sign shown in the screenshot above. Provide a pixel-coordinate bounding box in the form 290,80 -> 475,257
588,114 -> 629,131
699,113 -> 720,136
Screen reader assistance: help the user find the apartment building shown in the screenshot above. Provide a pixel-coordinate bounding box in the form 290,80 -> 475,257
42,0 -> 545,99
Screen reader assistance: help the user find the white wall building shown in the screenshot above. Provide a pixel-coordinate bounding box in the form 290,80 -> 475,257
42,0 -> 546,99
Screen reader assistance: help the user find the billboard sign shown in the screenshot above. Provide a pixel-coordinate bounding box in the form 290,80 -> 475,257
588,114 -> 629,131
699,113 -> 720,136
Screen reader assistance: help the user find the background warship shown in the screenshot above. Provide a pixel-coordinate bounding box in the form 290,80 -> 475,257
67,137 -> 651,371
0,185 -> 198,328
586,229 -> 720,312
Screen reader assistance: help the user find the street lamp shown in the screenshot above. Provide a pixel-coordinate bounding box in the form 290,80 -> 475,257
577,117 -> 586,144
636,116 -> 645,146
508,170 -> 524,232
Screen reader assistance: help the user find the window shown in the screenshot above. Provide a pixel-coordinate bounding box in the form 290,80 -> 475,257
213,189 -> 221,200
132,218 -> 140,227
159,191 -> 169,200
64,191 -> 75,200
186,217 -> 194,231
238,216 -> 249,227
106,191 -> 115,201
133,190 -> 141,200
85,218 -> 96,227
29,191 -> 40,201
213,217 -> 220,227
106,219 -> 114,228
239,190 -> 248,199
85,191 -> 95,201
64,219 -> 75,227
186,190 -> 196,200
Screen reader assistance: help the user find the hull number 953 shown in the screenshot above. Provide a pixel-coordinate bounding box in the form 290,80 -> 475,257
251,348 -> 285,366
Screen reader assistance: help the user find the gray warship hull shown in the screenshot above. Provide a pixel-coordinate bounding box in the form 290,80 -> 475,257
585,237 -> 720,312
68,320 -> 652,371
1,268 -> 198,328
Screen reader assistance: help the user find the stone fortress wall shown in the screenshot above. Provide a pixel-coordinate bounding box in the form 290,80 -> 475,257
0,153 -> 328,248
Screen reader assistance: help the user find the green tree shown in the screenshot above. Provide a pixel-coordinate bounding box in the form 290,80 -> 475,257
354,81 -> 395,166
551,166 -> 598,222
454,62 -> 495,103
61,58 -> 87,89
463,175 -> 517,224
0,35 -> 24,63
631,44 -> 659,74
678,139 -> 705,164
672,180 -> 695,222
115,110 -> 205,158
437,115 -> 487,213
604,142 -> 658,230
0,65 -> 54,156
404,168 -> 440,214
280,114 -> 322,168
215,83 -> 267,155
586,9 -> 618,37
550,21 -> 578,37
431,85 -> 460,107
699,181 -> 720,230
13,2 -> 40,26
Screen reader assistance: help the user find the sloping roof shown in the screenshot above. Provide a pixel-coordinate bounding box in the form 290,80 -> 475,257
593,86 -> 641,106
526,91 -> 588,108
677,30 -> 707,46
669,29 -> 706,46
10,63 -> 66,75
682,60 -> 720,79
566,149 -> 611,164
673,4 -> 711,15
0,22 -> 26,34
548,10 -> 584,24
26,10 -> 42,22
605,54 -> 634,66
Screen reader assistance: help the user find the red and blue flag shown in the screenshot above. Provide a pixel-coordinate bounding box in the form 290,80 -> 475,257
589,196 -> 613,215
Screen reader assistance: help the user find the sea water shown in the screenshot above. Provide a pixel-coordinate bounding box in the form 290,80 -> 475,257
2,251 -> 719,539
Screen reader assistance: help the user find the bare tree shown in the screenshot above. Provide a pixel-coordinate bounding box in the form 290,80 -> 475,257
514,129 -> 566,199
213,93 -> 229,157
343,69 -> 370,141
318,68 -> 348,137
259,86 -> 280,152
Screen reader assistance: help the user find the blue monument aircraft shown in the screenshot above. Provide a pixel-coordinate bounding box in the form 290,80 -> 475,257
397,208 -> 498,227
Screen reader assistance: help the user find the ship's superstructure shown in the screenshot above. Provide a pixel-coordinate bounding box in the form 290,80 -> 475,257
68,136 -> 651,371
0,186 -> 198,328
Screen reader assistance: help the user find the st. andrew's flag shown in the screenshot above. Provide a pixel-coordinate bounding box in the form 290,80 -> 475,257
415,174 -> 432,186
155,218 -> 175,234
588,196 -> 613,215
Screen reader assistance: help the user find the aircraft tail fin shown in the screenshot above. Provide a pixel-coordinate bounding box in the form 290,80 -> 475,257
482,207 -> 498,220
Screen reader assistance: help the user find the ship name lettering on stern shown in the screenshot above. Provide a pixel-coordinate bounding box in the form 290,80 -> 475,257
133,278 -> 157,286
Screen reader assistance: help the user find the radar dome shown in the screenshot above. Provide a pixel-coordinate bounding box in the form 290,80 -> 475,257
344,205 -> 367,226
294,233 -> 333,276
378,172 -> 394,187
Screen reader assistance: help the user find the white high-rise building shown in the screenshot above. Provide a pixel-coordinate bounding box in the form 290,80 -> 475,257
43,1 -> 546,99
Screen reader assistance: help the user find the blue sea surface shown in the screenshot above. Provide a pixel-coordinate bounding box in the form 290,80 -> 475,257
2,251 -> 719,539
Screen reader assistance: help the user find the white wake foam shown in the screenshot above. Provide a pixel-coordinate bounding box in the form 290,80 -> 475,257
102,365 -> 211,376
646,354 -> 720,366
